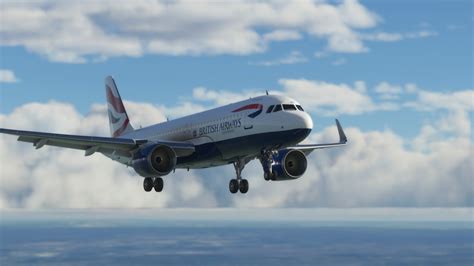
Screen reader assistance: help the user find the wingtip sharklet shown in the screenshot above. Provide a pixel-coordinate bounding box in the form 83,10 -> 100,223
335,119 -> 347,143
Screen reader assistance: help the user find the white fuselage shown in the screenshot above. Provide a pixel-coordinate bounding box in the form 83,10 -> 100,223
115,95 -> 313,168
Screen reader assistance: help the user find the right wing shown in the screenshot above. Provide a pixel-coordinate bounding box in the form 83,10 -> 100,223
287,119 -> 347,155
0,128 -> 195,157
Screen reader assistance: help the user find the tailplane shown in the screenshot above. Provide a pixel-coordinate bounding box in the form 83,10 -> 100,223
105,76 -> 134,137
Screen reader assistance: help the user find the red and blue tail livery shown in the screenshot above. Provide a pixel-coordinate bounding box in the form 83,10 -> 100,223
105,76 -> 134,137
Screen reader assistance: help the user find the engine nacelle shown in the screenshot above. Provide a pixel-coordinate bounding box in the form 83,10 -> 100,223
270,149 -> 308,181
132,144 -> 177,177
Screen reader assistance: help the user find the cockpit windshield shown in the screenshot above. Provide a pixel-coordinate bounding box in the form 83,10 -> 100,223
267,104 -> 304,113
283,104 -> 297,111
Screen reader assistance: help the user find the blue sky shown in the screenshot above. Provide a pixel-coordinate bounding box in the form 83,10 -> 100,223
0,0 -> 472,208
1,0 -> 472,138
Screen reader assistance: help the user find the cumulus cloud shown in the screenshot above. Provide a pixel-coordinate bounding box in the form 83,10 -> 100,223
262,30 -> 302,42
192,87 -> 261,106
194,79 -> 391,116
190,81 -> 473,118
406,90 -> 474,112
0,101 -> 218,208
0,0 -> 380,63
374,82 -> 403,99
0,97 -> 472,208
193,79 -> 380,116
0,69 -> 19,83
278,79 -> 377,115
249,51 -> 308,66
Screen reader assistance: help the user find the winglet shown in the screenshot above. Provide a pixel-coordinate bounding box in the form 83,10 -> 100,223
335,119 -> 347,143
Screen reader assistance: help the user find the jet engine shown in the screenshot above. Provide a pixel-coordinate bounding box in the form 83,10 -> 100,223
260,149 -> 308,181
267,149 -> 307,181
132,144 -> 177,177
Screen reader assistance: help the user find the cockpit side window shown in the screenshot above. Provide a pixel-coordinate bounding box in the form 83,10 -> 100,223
273,104 -> 282,112
266,105 -> 274,113
283,104 -> 297,111
296,105 -> 304,111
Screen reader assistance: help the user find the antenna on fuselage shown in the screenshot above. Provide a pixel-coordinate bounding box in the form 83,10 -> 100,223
266,90 -> 269,95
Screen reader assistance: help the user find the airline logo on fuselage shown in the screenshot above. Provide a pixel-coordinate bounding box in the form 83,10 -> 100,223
198,118 -> 242,136
232,104 -> 263,118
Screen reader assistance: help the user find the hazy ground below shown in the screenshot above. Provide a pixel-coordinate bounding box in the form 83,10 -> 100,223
1,208 -> 473,265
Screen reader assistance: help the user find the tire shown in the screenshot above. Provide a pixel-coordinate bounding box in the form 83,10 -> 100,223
153,177 -> 164,192
239,179 -> 249,194
264,172 -> 271,181
229,179 -> 239,194
143,177 -> 153,192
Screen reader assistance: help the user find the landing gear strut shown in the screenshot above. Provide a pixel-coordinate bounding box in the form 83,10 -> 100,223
260,149 -> 276,181
229,158 -> 249,194
143,177 -> 164,192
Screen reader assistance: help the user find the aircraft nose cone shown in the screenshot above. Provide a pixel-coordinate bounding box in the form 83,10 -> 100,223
293,112 -> 313,129
304,113 -> 313,129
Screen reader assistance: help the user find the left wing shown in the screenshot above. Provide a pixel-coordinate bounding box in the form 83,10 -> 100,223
0,128 -> 195,157
288,119 -> 347,155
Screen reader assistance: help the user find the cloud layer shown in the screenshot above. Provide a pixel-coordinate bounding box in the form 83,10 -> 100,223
0,0 -> 380,63
0,83 -> 472,208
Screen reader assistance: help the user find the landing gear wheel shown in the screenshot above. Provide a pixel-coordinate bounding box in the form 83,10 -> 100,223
143,177 -> 153,192
239,179 -> 249,194
229,179 -> 239,194
153,177 -> 164,192
264,172 -> 273,181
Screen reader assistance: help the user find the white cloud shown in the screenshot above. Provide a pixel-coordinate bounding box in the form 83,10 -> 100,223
0,0 -> 380,63
262,30 -> 302,42
0,101 -> 218,208
0,69 -> 19,83
406,90 -> 474,112
374,82 -> 403,99
279,79 -> 377,115
0,86 -> 472,208
192,86 -> 261,106
250,51 -> 308,66
192,79 -> 407,116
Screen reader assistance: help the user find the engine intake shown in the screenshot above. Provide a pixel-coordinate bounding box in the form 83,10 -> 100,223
268,149 -> 307,181
132,144 -> 177,177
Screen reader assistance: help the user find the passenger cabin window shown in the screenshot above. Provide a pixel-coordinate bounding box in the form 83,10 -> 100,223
283,104 -> 297,111
296,105 -> 304,111
266,105 -> 274,113
273,104 -> 282,112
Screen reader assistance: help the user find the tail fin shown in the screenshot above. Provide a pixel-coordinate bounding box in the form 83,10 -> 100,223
105,76 -> 134,137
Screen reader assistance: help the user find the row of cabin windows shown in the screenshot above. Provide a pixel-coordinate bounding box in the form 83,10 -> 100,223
266,104 -> 304,113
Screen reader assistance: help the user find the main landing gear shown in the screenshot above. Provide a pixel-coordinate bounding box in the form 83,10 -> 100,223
229,159 -> 249,194
143,177 -> 164,192
260,149 -> 276,181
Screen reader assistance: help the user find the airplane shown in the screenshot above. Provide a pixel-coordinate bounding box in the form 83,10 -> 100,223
0,76 -> 347,194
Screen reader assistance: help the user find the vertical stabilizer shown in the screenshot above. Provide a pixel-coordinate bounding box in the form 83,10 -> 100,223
105,76 -> 134,137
